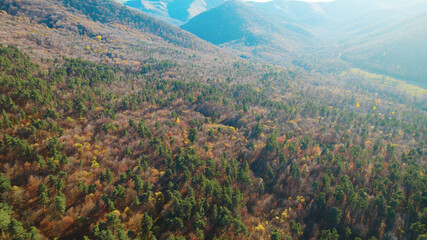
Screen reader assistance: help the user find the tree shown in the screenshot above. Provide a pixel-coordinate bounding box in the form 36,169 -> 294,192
0,174 -> 11,193
266,165 -> 274,180
290,162 -> 301,179
55,193 -> 66,215
266,133 -> 278,152
117,228 -> 130,240
2,110 -> 11,128
258,182 -> 265,194
300,135 -> 311,150
317,192 -> 326,208
290,220 -> 302,237
102,194 -> 115,210
141,213 -> 153,233
252,122 -> 263,138
194,212 -> 205,230
333,185 -> 344,201
106,212 -> 121,229
27,227 -> 39,240
38,184 -> 50,206
0,205 -> 11,230
188,128 -> 198,143
36,155 -> 46,168
124,146 -> 132,156
279,152 -> 287,165
271,228 -> 282,240
320,228 -> 339,240
330,207 -> 342,226
237,161 -> 252,185
106,169 -> 114,184
344,227 -> 352,240
312,180 -> 319,192
91,224 -> 115,240
112,185 -> 126,200
375,195 -> 386,215
350,189 -> 369,209
8,219 -> 26,240
134,176 -> 144,192
77,102 -> 86,117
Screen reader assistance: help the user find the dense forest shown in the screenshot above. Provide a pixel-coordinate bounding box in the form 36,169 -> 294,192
0,0 -> 426,239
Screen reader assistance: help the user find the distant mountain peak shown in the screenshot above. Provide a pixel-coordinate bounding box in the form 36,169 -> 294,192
122,0 -> 227,24
181,0 -> 314,57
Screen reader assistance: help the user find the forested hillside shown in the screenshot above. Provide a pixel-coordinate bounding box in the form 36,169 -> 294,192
0,0 -> 425,240
181,0 -> 316,66
181,0 -> 313,46
341,12 -> 427,87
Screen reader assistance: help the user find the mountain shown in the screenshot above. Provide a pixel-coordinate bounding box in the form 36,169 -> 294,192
181,0 -> 314,62
124,0 -> 179,25
243,0 -> 427,85
123,0 -> 226,25
248,0 -> 335,28
115,0 -> 427,85
341,12 -> 427,87
245,0 -> 427,36
319,0 -> 427,36
311,0 -> 427,86
58,0 -> 212,49
182,0 -> 279,45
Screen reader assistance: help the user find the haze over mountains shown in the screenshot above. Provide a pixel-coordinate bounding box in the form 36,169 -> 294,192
122,0 -> 427,87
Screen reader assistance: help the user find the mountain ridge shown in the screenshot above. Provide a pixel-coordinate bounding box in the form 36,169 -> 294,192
123,0 -> 226,25
181,0 -> 315,65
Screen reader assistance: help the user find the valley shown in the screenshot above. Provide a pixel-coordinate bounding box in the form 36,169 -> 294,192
123,0 -> 427,87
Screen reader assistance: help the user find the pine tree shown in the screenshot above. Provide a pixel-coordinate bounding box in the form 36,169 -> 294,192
38,184 -> 50,206
106,168 -> 114,184
141,213 -> 153,233
55,193 -> 66,215
188,128 -> 198,143
271,229 -> 282,240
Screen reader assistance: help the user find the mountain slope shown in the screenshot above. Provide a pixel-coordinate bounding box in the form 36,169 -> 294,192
182,0 -> 271,45
124,0 -> 182,25
245,0 -> 427,85
123,0 -> 226,25
117,0 -> 426,86
181,0 -> 314,61
341,12 -> 427,87
58,0 -> 209,49
249,0 -> 335,28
